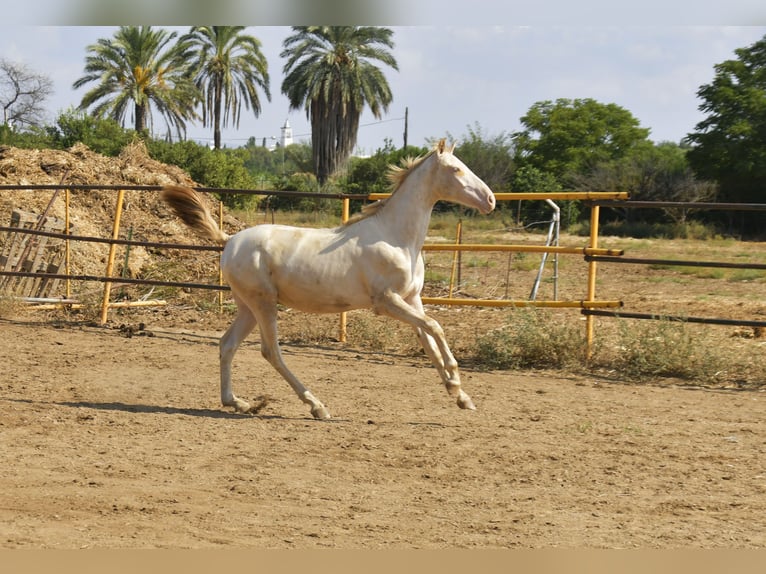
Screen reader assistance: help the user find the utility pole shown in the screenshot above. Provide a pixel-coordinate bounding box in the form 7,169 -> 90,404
403,107 -> 408,149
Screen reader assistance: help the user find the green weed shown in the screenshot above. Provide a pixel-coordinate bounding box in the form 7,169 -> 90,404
471,308 -> 585,370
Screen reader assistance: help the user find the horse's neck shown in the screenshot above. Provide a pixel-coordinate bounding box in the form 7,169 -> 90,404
375,168 -> 436,251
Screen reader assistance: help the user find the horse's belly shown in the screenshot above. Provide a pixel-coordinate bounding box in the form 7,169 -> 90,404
274,266 -> 371,313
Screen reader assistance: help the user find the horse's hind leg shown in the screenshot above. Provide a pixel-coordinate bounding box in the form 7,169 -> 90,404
251,301 -> 331,420
220,302 -> 257,413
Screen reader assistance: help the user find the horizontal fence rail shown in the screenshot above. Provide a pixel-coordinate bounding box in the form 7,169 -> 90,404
585,254 -> 766,270
0,183 -> 371,201
425,244 -> 624,256
0,270 -> 228,291
0,225 -> 224,252
582,309 -> 766,329
593,199 -> 766,211
421,297 -> 623,309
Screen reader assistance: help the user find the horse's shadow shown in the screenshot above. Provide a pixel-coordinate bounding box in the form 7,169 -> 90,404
46,399 -> 310,421
5,397 -> 440,426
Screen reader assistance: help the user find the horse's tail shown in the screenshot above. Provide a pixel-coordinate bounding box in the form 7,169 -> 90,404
160,185 -> 230,245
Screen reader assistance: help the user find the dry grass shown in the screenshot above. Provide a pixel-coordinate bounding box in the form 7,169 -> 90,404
469,308 -> 765,390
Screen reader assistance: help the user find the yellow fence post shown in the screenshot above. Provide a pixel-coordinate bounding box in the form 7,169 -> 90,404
99,188 -> 126,324
585,203 -> 601,360
339,197 -> 350,342
448,220 -> 462,298
64,187 -> 71,300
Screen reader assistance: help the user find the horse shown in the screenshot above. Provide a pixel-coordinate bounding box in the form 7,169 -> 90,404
160,139 -> 495,420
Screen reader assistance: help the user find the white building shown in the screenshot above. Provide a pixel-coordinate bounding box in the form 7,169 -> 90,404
280,118 -> 293,147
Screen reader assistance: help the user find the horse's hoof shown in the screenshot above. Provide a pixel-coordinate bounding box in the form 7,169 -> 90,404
311,405 -> 332,420
457,392 -> 476,410
232,400 -> 252,414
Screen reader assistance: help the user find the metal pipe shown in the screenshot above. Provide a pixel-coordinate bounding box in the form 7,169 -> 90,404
585,255 -> 766,270
0,270 -> 229,291
367,191 -> 630,202
421,297 -> 621,308
423,243 -> 623,256
582,308 -> 766,329
530,200 -> 561,300
0,225 -> 223,251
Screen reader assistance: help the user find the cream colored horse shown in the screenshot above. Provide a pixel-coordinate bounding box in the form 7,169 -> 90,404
161,139 -> 495,419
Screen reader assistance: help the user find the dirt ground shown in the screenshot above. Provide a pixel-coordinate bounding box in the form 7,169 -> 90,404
1,310 -> 764,549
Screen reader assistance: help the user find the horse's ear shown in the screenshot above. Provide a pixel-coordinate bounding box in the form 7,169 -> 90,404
436,138 -> 447,154
449,141 -> 457,153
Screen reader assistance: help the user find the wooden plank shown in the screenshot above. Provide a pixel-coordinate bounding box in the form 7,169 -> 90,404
0,209 -> 68,298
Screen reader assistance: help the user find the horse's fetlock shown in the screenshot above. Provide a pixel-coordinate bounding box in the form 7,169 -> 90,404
444,380 -> 462,397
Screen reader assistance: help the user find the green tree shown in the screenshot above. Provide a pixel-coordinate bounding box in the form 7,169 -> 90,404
73,26 -> 199,139
344,142 -> 428,194
448,123 -> 514,193
511,165 -> 572,227
573,142 -> 717,226
49,107 -> 134,155
281,26 -> 398,185
686,35 -> 766,211
513,98 -> 651,183
182,26 -> 271,150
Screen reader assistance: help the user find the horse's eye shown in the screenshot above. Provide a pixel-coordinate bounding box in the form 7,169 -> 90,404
454,167 -> 464,175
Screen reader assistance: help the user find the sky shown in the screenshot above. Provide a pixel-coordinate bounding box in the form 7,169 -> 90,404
1,13 -> 765,156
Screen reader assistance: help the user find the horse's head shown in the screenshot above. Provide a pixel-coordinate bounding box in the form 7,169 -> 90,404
432,139 -> 496,214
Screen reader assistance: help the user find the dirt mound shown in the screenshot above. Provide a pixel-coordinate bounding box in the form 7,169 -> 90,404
0,141 -> 227,289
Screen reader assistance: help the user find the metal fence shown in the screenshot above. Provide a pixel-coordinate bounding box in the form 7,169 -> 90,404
2,184 -> 763,356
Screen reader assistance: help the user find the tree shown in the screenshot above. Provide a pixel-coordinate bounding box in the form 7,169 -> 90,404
448,123 -> 514,192
344,142 -> 429,196
512,98 -> 651,183
686,34 -> 766,210
182,26 -> 271,150
510,165 -> 570,227
50,107 -> 134,155
73,26 -> 199,139
0,58 -> 53,129
572,142 -> 717,225
281,26 -> 398,185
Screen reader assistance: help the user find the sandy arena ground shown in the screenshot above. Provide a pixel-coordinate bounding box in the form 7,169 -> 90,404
0,315 -> 764,549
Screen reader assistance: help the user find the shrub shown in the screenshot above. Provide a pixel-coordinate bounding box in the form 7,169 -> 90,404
471,308 -> 584,370
605,317 -> 717,380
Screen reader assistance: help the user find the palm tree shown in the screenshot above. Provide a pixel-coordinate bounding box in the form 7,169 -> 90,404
73,26 -> 199,140
182,26 -> 271,150
281,26 -> 398,185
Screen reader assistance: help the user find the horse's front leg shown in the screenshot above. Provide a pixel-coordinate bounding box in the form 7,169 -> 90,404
376,291 -> 475,411
412,326 -> 475,410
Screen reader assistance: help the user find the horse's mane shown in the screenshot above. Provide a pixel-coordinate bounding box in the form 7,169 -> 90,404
343,147 -> 438,226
